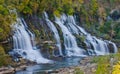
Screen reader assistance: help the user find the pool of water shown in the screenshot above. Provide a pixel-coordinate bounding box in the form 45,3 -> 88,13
15,57 -> 83,74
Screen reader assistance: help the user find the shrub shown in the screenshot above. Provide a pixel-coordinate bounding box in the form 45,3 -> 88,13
0,45 -> 12,67
0,55 -> 12,67
74,67 -> 84,74
112,61 -> 120,74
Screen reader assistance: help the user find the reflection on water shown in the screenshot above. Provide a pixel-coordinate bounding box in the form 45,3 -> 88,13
15,57 -> 83,74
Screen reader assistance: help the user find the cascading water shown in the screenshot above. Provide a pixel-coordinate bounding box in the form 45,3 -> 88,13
108,41 -> 118,53
21,18 -> 36,49
55,15 -> 86,57
11,18 -> 50,63
61,15 -> 117,55
44,12 -> 63,56
11,12 -> 118,64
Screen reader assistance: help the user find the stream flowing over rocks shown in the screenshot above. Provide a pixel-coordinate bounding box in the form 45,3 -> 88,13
3,12 -> 117,74
1,1 -> 120,74
9,12 -> 117,63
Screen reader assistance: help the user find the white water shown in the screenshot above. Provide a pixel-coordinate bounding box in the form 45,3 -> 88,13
12,18 -> 50,63
108,41 -> 118,53
62,15 -> 117,55
11,12 -> 118,63
44,12 -> 63,56
55,16 -> 86,57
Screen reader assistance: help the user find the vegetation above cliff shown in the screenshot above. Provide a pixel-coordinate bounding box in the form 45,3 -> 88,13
0,0 -> 120,42
0,0 -> 120,66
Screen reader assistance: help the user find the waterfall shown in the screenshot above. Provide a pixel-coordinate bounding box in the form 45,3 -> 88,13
108,41 -> 118,53
10,13 -> 118,63
44,12 -> 63,56
60,15 -> 117,55
11,18 -> 50,63
55,16 -> 86,57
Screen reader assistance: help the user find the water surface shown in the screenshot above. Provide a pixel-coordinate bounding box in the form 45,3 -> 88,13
15,57 -> 83,74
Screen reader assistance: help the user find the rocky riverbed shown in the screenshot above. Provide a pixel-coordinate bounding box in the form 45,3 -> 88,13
0,58 -> 36,74
0,54 -> 119,74
0,57 -> 92,74
0,65 -> 27,74
45,57 -> 97,74
45,54 -> 119,74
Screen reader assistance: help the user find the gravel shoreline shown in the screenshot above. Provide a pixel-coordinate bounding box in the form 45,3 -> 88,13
0,56 -> 116,74
44,57 -> 97,74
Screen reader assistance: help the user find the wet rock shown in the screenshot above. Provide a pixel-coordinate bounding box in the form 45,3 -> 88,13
45,70 -> 59,74
15,65 -> 27,71
0,64 -> 28,74
108,43 -> 114,53
42,41 -> 54,44
0,67 -> 15,74
50,57 -> 97,74
80,57 -> 92,65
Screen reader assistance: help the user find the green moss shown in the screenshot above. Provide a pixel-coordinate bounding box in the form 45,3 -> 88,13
34,29 -> 40,37
54,10 -> 61,17
103,34 -> 111,40
0,45 -> 5,55
43,43 -> 55,55
0,28 -> 3,33
0,55 -> 12,67
0,45 -> 13,67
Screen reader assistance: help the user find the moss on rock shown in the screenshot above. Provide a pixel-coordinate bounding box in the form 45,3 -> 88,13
0,45 -> 13,67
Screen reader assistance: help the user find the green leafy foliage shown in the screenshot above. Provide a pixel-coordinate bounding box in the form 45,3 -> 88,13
92,54 -> 120,74
0,45 -> 5,55
0,0 -> 120,68
112,61 -> 120,74
0,45 -> 13,67
0,0 -> 119,43
0,55 -> 12,67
